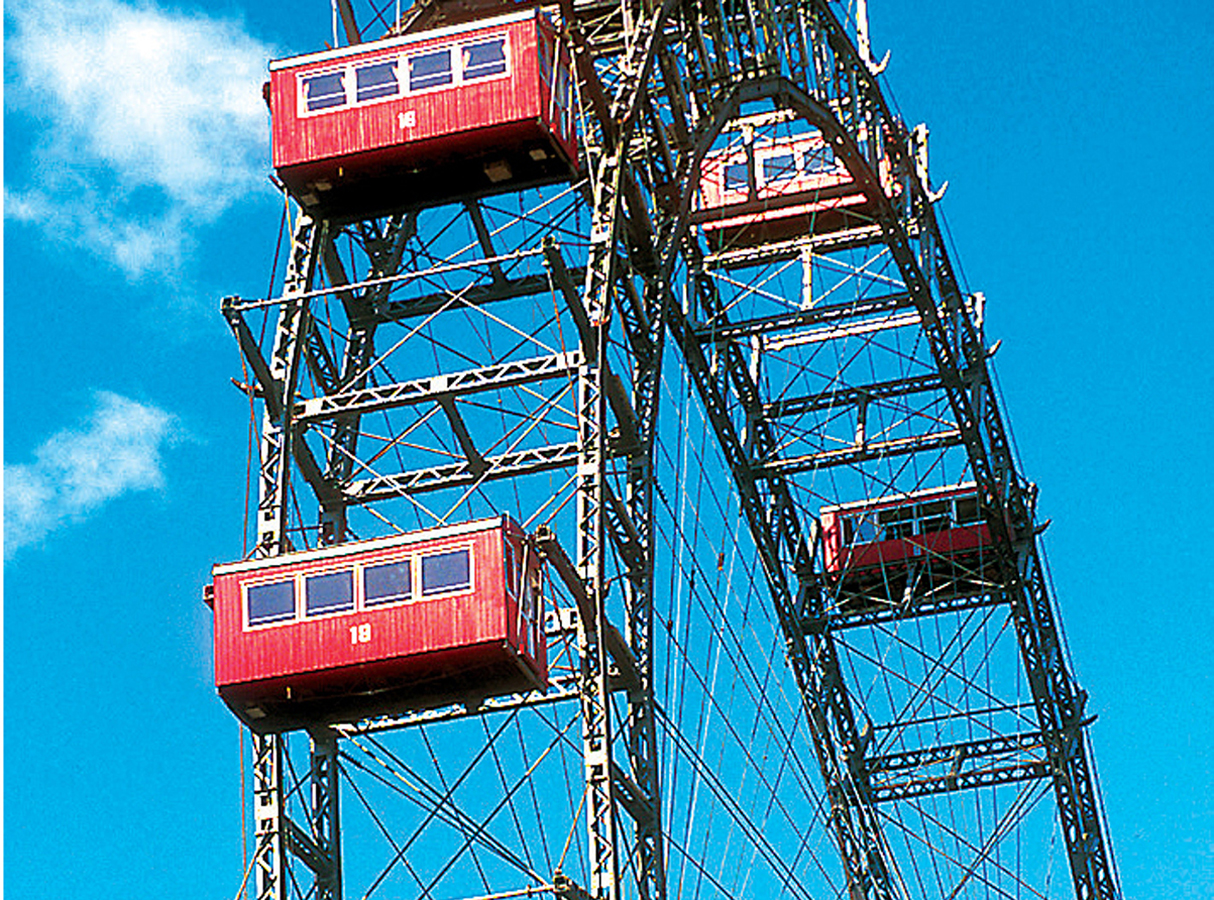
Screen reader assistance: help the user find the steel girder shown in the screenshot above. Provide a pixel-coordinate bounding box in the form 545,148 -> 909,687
568,1 -> 681,893
224,5 -> 680,900
250,734 -> 285,900
221,2 -> 1121,900
539,6 -> 907,894
251,214 -> 326,558
648,1 -> 1122,898
227,233 -> 664,900
865,732 -> 1052,803
229,213 -> 347,900
777,12 -> 1119,898
318,215 -> 414,543
649,70 -> 903,900
248,730 -> 341,900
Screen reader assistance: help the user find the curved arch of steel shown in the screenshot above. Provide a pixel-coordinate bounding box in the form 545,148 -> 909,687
221,0 -> 1122,898
596,0 -> 1124,897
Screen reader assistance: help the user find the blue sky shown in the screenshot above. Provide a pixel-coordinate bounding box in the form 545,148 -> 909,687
5,0 -> 1212,897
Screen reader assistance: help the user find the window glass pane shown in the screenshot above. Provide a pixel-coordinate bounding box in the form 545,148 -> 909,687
804,144 -> 837,173
724,162 -> 748,192
503,543 -> 515,596
919,499 -> 949,517
884,521 -> 916,540
365,560 -> 412,606
409,49 -> 453,91
878,507 -> 915,540
248,580 -> 295,625
520,568 -> 534,618
847,516 -> 879,545
919,514 -> 950,534
356,60 -> 399,101
421,549 -> 471,595
918,499 -> 949,533
539,42 -> 553,84
462,37 -> 507,80
762,152 -> 798,184
306,571 -> 354,615
303,71 -> 346,111
955,495 -> 981,524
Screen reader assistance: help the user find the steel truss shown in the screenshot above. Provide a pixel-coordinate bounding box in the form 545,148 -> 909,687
640,1 -> 1122,898
221,1 -> 1120,900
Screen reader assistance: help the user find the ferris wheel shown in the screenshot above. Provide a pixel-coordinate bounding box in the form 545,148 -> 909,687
212,1 -> 1122,899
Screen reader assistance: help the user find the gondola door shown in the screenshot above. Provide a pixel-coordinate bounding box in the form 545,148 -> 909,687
505,529 -> 540,668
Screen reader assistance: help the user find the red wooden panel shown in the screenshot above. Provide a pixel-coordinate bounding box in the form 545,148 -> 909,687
699,135 -> 860,209
697,133 -> 895,246
820,485 -> 994,591
839,525 -> 992,573
210,516 -> 547,731
266,9 -> 578,216
270,18 -> 541,169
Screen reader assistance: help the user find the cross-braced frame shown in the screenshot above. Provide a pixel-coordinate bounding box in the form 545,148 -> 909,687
220,2 -> 1122,900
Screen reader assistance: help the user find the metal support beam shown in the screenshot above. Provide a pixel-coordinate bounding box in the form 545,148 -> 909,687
376,271 -> 579,323
307,730 -> 342,899
804,587 -> 1004,633
336,676 -> 582,735
252,734 -> 286,900
702,225 -> 886,268
744,32 -> 1120,895
692,291 -> 914,343
765,373 -> 943,419
344,441 -> 581,502
221,300 -> 341,513
753,430 -> 964,477
437,395 -> 487,476
537,528 -> 643,700
251,214 -> 327,556
667,270 -> 898,900
296,352 -> 583,423
543,240 -> 640,451
320,213 -> 413,543
867,732 -> 1051,802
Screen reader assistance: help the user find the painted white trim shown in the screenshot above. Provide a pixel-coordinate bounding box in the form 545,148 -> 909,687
293,31 -> 513,118
214,514 -> 506,576
238,538 -> 481,632
820,481 -> 979,516
417,543 -> 475,599
270,8 -> 533,71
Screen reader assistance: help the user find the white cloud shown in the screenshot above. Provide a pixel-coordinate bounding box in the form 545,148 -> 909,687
6,0 -> 277,280
5,392 -> 179,557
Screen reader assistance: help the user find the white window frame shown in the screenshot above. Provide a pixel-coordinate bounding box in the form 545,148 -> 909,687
243,575 -> 299,630
352,57 -> 404,104
721,156 -> 749,196
240,540 -> 480,632
404,46 -> 456,95
302,566 -> 357,620
458,35 -> 511,84
362,554 -> 416,609
296,30 -> 513,118
419,544 -> 475,598
298,66 -> 352,115
757,148 -> 800,188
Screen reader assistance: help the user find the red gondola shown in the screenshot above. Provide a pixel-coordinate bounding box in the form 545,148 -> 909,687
819,484 -> 994,593
207,516 -> 546,732
268,8 -> 578,217
695,131 -> 895,249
